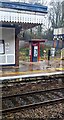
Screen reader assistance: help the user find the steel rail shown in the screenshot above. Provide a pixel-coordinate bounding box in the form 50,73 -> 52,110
1,75 -> 64,88
1,98 -> 64,114
2,87 -> 64,99
1,87 -> 64,114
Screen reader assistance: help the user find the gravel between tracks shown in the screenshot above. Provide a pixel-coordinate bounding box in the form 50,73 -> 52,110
2,102 -> 64,120
2,78 -> 64,120
2,80 -> 64,97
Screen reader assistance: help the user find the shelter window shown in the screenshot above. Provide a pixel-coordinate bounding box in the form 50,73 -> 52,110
0,40 -> 5,54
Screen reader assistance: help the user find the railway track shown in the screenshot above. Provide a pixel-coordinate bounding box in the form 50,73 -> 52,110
1,73 -> 64,85
0,74 -> 63,91
1,87 -> 64,114
1,74 -> 64,119
2,80 -> 64,98
1,75 -> 64,98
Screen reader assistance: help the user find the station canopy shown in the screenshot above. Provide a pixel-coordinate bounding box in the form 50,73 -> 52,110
0,2 -> 48,34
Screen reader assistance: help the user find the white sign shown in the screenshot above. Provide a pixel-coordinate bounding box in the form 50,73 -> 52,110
0,40 -> 4,54
51,48 -> 55,57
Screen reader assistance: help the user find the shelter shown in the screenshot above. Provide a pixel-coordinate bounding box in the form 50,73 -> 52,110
0,2 -> 47,66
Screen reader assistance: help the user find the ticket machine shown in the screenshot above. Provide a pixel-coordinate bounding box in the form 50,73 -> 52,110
32,44 -> 38,62
29,39 -> 45,62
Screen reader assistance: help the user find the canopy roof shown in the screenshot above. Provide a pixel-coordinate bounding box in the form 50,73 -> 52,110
0,2 -> 48,35
0,2 -> 47,13
30,39 -> 46,42
0,2 -> 47,24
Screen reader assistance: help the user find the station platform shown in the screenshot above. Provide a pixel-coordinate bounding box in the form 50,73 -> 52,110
0,57 -> 64,80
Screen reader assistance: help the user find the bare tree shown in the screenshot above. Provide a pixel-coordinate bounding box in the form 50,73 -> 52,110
48,0 -> 62,28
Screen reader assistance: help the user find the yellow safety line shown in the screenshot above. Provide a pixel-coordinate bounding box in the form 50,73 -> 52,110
0,69 -> 62,77
1,70 -> 47,76
0,67 -> 64,77
56,68 -> 64,71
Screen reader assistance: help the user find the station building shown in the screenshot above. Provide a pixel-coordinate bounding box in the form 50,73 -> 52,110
53,27 -> 64,50
0,2 -> 47,66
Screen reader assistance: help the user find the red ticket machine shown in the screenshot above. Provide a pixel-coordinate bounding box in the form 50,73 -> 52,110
29,39 -> 45,62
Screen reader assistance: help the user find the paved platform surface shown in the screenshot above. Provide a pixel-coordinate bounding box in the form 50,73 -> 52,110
0,58 -> 64,78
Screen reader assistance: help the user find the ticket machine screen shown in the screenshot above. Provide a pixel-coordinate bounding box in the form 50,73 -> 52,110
34,46 -> 38,57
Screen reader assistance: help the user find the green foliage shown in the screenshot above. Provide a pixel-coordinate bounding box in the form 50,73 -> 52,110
42,29 -> 53,41
25,48 -> 29,56
40,46 -> 43,56
19,47 -> 29,61
40,45 -> 51,57
20,47 -> 29,56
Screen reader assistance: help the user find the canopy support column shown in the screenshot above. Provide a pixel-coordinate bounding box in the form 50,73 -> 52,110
15,35 -> 19,66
